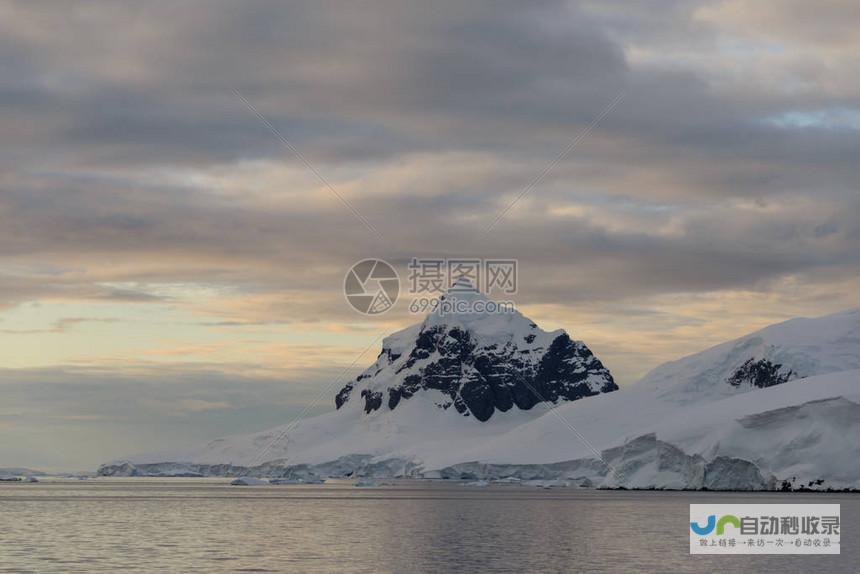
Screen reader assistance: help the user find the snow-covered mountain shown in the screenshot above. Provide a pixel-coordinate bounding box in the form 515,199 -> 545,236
636,308 -> 860,405
335,279 -> 617,421
101,306 -> 860,491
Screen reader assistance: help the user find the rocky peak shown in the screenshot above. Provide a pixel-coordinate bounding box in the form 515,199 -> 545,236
335,283 -> 617,421
726,358 -> 795,389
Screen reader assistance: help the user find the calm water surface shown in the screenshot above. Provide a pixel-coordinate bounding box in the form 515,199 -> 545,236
0,479 -> 856,573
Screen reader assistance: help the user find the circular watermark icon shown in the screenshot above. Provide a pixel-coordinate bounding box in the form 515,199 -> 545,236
344,259 -> 400,315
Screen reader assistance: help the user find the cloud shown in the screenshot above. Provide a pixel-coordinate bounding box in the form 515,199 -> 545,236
0,365 -> 336,470
176,399 -> 232,413
0,0 -> 858,467
0,317 -> 119,334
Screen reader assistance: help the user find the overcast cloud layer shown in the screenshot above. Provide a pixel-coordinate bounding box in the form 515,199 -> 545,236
1,0 -> 858,469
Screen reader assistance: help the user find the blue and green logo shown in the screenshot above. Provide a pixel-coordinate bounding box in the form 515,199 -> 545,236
690,514 -> 740,536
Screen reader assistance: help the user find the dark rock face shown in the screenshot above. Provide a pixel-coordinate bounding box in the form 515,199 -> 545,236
335,383 -> 353,409
727,358 -> 795,389
360,389 -> 383,413
336,324 -> 617,421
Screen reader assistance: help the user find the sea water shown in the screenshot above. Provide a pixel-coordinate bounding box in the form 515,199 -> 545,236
1,479 -> 856,573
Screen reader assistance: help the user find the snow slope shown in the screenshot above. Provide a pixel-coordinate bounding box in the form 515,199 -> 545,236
461,369 -> 860,488
636,308 -> 860,405
102,308 -> 860,490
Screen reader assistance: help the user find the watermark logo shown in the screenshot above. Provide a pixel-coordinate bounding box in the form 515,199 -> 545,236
345,257 -> 518,315
407,258 -> 517,296
344,259 -> 400,315
408,295 -> 517,316
690,504 -> 840,554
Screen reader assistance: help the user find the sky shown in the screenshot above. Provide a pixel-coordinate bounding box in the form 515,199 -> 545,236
1,0 -> 859,470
